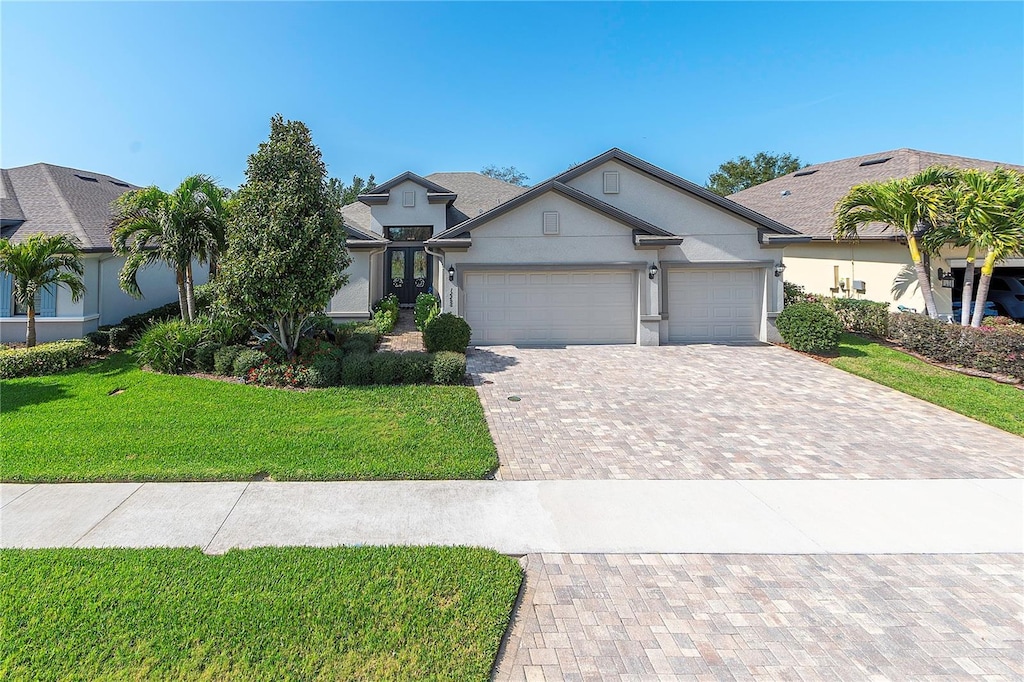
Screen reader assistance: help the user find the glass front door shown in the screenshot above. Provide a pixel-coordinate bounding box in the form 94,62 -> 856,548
386,247 -> 431,305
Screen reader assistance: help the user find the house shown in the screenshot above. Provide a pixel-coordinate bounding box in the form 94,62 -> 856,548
0,163 -> 205,344
335,148 -> 807,345
728,149 -> 1024,316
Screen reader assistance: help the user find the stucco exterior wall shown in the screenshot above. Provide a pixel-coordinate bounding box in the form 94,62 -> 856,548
1,318 -> 90,344
368,180 -> 448,237
329,250 -> 373,319
782,241 -> 955,315
97,256 -> 209,325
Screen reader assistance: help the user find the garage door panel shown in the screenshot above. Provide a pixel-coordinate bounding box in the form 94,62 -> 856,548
668,268 -> 762,343
463,270 -> 636,345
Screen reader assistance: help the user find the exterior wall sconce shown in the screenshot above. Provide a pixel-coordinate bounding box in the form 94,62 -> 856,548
447,265 -> 455,282
648,263 -> 659,280
937,268 -> 955,288
774,263 -> 786,278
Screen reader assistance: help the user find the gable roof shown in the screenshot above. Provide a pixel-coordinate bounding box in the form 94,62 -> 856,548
340,171 -> 527,236
430,179 -> 675,241
357,171 -> 454,205
728,148 -> 1024,240
556,148 -> 800,235
0,163 -> 139,251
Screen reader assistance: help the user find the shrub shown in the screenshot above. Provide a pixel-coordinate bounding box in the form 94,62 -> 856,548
297,336 -> 336,363
432,351 -> 467,385
373,293 -> 399,315
823,298 -> 890,339
342,325 -> 380,356
247,362 -> 316,389
107,325 -> 133,350
199,316 -> 251,346
423,313 -> 472,353
373,307 -> 399,334
370,352 -> 405,385
888,312 -> 1024,380
132,320 -> 207,374
233,349 -> 270,377
0,339 -> 97,379
401,351 -> 435,384
194,343 -> 223,373
309,349 -> 344,387
776,302 -> 843,354
213,345 -> 246,375
340,353 -> 373,386
260,341 -> 289,364
414,293 -> 441,332
85,330 -> 110,349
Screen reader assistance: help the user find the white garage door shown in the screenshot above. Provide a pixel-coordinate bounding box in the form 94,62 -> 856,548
464,270 -> 636,345
667,268 -> 762,343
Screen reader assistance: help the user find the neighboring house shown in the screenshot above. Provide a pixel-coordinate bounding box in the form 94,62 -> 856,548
336,148 -> 806,345
0,163 -> 206,344
728,149 -> 1024,316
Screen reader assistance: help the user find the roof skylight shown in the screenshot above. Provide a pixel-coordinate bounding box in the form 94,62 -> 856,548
793,169 -> 818,177
75,174 -> 99,182
858,157 -> 892,167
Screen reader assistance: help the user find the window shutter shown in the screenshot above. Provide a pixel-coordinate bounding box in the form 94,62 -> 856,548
603,171 -> 620,194
542,211 -> 559,235
0,273 -> 11,317
38,284 -> 57,317
403,190 -> 416,207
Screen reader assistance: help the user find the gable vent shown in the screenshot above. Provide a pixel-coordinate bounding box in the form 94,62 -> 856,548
603,171 -> 620,194
793,169 -> 818,177
75,174 -> 99,182
402,190 -> 416,207
542,211 -> 559,235
859,157 -> 892,167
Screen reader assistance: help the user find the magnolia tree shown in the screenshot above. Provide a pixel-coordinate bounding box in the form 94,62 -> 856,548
218,115 -> 350,358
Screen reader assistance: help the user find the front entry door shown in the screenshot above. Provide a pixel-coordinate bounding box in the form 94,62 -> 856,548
387,247 -> 431,305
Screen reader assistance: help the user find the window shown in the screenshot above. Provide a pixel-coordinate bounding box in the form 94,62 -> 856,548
542,211 -> 559,235
385,226 -> 432,241
603,171 -> 620,194
402,190 -> 416,207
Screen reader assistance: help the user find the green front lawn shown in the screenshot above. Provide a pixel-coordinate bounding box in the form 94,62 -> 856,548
0,546 -> 522,681
832,333 -> 1024,436
1,354 -> 497,482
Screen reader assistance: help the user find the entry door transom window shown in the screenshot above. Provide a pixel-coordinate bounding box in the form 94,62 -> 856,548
385,226 -> 432,242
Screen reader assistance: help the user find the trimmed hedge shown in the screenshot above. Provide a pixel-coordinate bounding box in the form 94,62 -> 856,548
107,325 -> 133,350
889,313 -> 1024,380
195,343 -> 222,373
424,313 -> 472,353
213,345 -> 246,376
84,330 -> 110,349
432,351 -> 467,385
340,353 -> 373,386
823,298 -> 889,339
776,302 -> 843,354
233,349 -> 269,377
0,339 -> 98,379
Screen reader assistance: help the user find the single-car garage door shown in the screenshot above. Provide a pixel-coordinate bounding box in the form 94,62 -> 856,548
464,270 -> 636,345
667,268 -> 762,343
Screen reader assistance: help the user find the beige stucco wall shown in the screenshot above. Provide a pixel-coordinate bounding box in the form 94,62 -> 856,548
782,241 -> 957,315
330,250 -> 373,319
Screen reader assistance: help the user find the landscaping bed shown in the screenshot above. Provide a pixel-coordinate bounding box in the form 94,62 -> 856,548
0,546 -> 523,681
0,353 -> 497,482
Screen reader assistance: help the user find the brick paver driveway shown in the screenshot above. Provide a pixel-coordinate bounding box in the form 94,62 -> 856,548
494,553 -> 1023,681
468,345 -> 1023,480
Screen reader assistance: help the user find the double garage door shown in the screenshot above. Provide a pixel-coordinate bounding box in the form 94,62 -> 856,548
462,267 -> 763,345
464,270 -> 636,345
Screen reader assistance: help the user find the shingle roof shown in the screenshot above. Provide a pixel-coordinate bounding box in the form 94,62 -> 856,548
339,171 -> 527,235
728,149 -> 1024,240
0,163 -> 139,250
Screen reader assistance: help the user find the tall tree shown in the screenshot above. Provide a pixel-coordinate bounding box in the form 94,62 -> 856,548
707,152 -> 806,196
0,233 -> 85,347
834,166 -> 959,319
327,174 -> 377,207
481,165 -> 529,186
217,115 -> 350,359
963,168 -> 1024,326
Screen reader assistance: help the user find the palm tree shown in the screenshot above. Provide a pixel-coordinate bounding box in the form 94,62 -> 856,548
834,166 -> 959,319
110,175 -> 227,322
0,233 -> 86,347
966,168 -> 1024,327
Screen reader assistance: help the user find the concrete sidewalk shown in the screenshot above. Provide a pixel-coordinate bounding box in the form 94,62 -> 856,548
1,479 -> 1021,554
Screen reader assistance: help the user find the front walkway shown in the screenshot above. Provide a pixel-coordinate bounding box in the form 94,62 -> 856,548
378,309 -> 424,352
469,345 -> 1024,480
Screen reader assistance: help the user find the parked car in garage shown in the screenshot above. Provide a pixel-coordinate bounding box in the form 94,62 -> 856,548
985,275 -> 1024,320
951,300 -> 1000,322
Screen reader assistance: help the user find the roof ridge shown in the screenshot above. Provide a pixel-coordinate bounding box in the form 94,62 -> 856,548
40,164 -> 94,249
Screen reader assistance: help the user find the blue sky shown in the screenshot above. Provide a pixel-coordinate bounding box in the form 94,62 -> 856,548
3,2 -> 1022,190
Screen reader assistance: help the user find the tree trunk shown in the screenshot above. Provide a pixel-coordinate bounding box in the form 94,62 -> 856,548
960,245 -> 976,326
184,263 -> 197,322
971,249 -> 997,328
908,235 -> 939,318
176,269 -> 189,322
208,249 -> 219,281
26,307 -> 36,348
